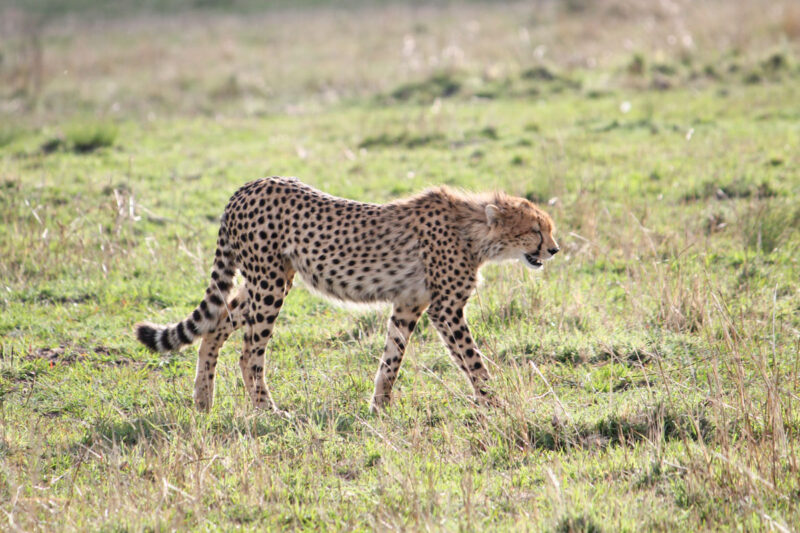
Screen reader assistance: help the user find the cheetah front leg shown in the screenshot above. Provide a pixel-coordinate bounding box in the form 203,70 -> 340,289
428,299 -> 494,405
193,287 -> 248,411
370,303 -> 423,413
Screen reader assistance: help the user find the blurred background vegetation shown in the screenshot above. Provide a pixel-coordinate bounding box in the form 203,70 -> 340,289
2,0 -> 798,123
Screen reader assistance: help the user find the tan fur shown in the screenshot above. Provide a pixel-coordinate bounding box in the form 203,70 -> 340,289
134,177 -> 559,412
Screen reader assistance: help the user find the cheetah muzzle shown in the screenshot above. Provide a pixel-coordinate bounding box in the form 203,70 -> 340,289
523,252 -> 544,269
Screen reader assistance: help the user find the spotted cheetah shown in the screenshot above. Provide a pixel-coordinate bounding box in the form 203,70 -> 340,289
135,177 -> 559,412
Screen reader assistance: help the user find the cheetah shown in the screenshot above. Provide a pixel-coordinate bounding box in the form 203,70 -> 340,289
135,177 -> 559,412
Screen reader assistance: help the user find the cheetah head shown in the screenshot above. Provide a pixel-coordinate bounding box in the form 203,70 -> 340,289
485,197 -> 559,270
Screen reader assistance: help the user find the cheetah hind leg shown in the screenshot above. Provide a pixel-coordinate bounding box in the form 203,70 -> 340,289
239,270 -> 291,415
193,287 -> 248,411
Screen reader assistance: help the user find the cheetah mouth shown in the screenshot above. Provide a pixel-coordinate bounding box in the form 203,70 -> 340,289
523,253 -> 543,269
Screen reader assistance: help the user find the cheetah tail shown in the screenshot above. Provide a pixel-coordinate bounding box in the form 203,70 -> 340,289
134,220 -> 237,353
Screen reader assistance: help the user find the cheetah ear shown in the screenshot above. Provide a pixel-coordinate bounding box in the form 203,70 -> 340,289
485,204 -> 500,226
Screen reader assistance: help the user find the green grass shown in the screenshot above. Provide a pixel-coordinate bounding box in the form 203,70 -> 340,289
1,1 -> 800,531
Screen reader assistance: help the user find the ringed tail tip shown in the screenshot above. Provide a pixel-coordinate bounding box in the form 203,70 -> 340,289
135,322 -> 161,352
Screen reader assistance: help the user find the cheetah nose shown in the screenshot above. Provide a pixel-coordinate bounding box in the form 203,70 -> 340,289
548,247 -> 560,255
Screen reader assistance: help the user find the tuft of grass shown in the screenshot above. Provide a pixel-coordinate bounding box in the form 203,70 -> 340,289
554,514 -> 603,533
682,178 -> 778,202
761,51 -> 791,74
521,65 -> 558,81
389,72 -> 461,104
64,122 -> 118,153
740,200 -> 799,253
357,131 -> 444,150
478,125 -> 498,140
40,136 -> 65,154
627,53 -> 646,75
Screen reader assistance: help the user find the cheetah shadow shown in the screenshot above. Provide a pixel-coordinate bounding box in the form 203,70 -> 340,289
83,406 -> 361,448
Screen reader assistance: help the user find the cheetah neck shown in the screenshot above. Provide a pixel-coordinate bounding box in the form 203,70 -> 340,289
444,192 -> 508,266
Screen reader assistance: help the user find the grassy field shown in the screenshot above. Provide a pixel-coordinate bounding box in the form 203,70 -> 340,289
2,0 -> 800,530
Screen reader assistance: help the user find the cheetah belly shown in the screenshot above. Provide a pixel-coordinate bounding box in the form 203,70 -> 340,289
290,255 -> 428,305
